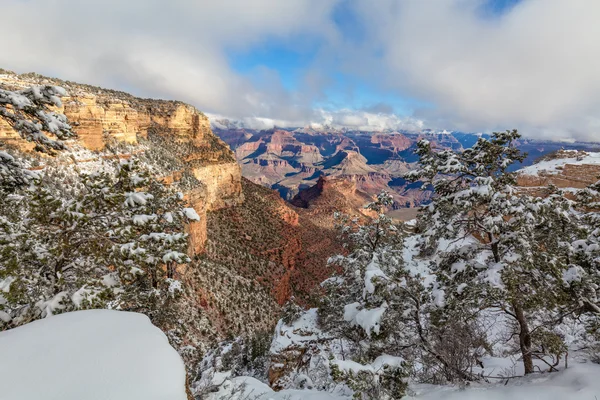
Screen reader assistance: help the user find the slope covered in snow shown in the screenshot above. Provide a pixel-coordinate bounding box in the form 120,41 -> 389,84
206,376 -> 348,400
407,361 -> 600,400
518,151 -> 600,176
0,310 -> 187,400
210,357 -> 600,400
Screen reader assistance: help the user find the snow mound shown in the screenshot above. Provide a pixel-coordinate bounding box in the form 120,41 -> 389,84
207,376 -> 347,400
0,310 -> 187,400
518,151 -> 600,176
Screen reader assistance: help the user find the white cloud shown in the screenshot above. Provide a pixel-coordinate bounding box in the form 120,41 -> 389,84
352,0 -> 600,140
0,0 -> 338,120
2,0 -> 599,140
208,109 -> 424,132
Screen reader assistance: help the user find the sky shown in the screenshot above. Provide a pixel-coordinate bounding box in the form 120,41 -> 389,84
1,0 -> 599,140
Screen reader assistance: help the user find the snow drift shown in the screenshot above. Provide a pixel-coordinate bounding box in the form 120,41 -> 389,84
0,310 -> 187,400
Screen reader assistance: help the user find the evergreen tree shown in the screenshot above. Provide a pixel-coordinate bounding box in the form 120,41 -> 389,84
318,192 -> 412,399
321,191 -> 486,391
0,158 -> 196,330
0,84 -> 75,190
406,130 -> 574,374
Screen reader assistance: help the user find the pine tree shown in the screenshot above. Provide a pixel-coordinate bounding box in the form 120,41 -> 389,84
0,84 -> 75,190
318,192 -> 412,399
0,158 -> 196,330
406,130 -> 574,374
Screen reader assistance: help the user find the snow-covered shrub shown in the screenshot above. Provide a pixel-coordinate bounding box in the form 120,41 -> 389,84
282,296 -> 305,325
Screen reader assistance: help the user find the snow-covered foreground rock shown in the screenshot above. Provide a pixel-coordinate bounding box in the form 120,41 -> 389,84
0,310 -> 187,400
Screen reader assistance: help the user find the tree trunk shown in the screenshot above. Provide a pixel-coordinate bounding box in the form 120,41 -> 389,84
512,301 -> 534,374
488,232 -> 500,263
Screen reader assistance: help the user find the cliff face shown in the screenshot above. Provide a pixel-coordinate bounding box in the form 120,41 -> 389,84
0,72 -> 243,253
200,178 -> 345,337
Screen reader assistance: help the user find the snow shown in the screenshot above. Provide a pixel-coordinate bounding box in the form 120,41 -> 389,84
124,191 -> 154,207
270,308 -> 325,353
333,359 -> 375,374
209,361 -> 600,400
183,207 -> 201,221
333,355 -> 405,374
132,213 -> 158,225
166,278 -> 183,294
483,261 -> 506,288
0,310 -> 187,400
162,250 -> 188,263
0,150 -> 14,161
0,276 -> 15,292
562,265 -> 584,283
431,283 -> 446,307
206,376 -> 348,400
343,302 -> 361,322
372,354 -> 405,370
406,361 -> 600,400
346,302 -> 388,337
364,255 -> 387,295
518,152 -> 600,176
35,291 -> 69,317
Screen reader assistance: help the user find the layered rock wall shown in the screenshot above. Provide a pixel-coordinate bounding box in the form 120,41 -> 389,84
0,72 -> 243,253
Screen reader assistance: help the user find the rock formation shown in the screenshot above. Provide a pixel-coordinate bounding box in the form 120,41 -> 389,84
0,71 -> 243,254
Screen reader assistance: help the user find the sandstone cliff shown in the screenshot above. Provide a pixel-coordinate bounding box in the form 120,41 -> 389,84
0,71 -> 244,254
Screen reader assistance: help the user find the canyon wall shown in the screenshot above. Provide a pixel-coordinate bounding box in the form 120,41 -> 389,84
0,72 -> 243,254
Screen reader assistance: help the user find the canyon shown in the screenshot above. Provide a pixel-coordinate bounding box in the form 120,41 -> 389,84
3,71 -> 600,346
516,150 -> 600,198
0,71 -> 351,342
213,120 -> 600,214
0,71 -> 242,256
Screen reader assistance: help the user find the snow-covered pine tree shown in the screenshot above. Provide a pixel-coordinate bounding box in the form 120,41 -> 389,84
0,85 -> 75,190
569,180 -> 600,315
565,179 -> 600,359
0,158 -> 197,330
317,192 -> 414,399
321,192 -> 486,391
406,130 -> 575,375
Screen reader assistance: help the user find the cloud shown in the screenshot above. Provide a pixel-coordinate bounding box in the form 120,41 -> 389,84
0,0 -> 339,120
2,0 -> 599,140
351,0 -> 600,140
209,109 -> 424,132
362,103 -> 396,114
